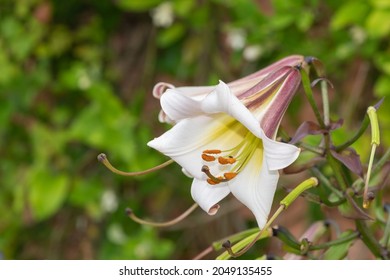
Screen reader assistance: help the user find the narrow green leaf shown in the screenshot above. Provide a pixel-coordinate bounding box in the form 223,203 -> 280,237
324,230 -> 356,259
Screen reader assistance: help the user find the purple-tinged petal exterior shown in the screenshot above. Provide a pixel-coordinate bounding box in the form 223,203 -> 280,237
154,55 -> 304,124
200,81 -> 300,170
260,67 -> 302,138
229,55 -> 304,88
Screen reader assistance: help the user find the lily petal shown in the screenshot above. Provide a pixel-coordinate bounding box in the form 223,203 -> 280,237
229,153 -> 279,228
153,82 -> 175,99
262,136 -> 300,171
153,81 -> 300,173
156,56 -> 305,124
230,55 -> 304,88
160,88 -> 205,122
201,81 -> 264,138
157,80 -> 260,123
191,178 -> 231,215
200,81 -> 300,170
147,114 -> 245,179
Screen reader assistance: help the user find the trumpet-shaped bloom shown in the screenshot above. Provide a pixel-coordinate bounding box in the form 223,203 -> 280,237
153,55 -> 304,125
148,56 -> 304,228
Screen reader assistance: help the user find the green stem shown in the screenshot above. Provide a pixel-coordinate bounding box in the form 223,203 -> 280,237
373,148 -> 390,175
380,212 -> 390,247
356,220 -> 389,259
311,167 -> 344,198
300,69 -> 326,128
217,178 -> 319,259
351,147 -> 390,193
320,108 -> 350,192
299,143 -> 324,155
363,144 -> 377,208
212,227 -> 259,250
309,231 -> 359,250
273,226 -> 301,250
216,230 -> 271,260
335,116 -> 369,152
326,153 -> 348,191
321,80 -> 330,126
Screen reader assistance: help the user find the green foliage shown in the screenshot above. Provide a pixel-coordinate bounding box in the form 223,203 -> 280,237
0,0 -> 390,260
323,230 -> 356,259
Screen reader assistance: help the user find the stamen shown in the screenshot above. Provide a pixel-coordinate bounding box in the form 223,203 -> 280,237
201,134 -> 261,186
125,203 -> 198,227
203,149 -> 222,154
202,165 -> 227,183
202,154 -> 216,162
223,172 -> 237,180
202,165 -> 238,185
98,153 -> 174,176
218,156 -> 236,165
207,178 -> 220,185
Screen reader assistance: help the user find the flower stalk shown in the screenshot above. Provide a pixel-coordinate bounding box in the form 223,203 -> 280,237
300,68 -> 326,128
321,80 -> 330,127
380,204 -> 390,247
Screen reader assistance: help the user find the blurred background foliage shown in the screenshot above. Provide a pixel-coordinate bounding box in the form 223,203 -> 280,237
0,0 -> 389,259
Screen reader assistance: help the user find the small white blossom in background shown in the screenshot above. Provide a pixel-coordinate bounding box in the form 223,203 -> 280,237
107,223 -> 128,245
101,189 -> 118,213
226,28 -> 246,50
78,73 -> 92,90
350,26 -> 366,45
150,2 -> 174,28
243,45 -> 263,61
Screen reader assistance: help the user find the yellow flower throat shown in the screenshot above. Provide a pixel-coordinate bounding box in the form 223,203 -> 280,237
201,129 -> 263,185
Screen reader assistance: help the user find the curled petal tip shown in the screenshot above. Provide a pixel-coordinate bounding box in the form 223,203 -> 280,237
153,82 -> 174,99
208,204 -> 220,215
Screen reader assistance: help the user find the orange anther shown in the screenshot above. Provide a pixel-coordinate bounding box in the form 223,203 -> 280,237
202,154 -> 216,162
218,156 -> 236,165
207,178 -> 220,185
203,149 -> 222,154
223,172 -> 237,180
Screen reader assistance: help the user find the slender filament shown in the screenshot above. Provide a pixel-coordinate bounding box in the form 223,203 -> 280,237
126,203 -> 198,227
98,153 -> 174,176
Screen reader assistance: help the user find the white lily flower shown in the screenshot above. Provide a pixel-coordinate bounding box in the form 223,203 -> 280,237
148,56 -> 304,228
